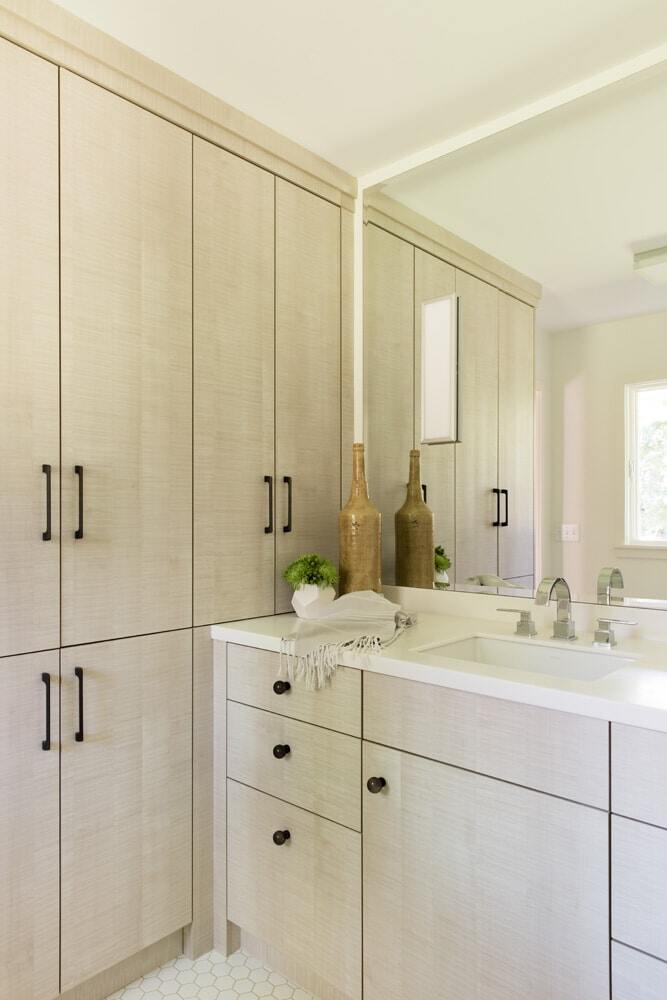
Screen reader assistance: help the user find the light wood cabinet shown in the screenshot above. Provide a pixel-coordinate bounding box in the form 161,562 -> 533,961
612,815 -> 667,964
60,631 -> 192,991
363,741 -> 609,1000
0,39 -> 60,658
193,138 -> 275,626
612,722 -> 667,828
275,179 -> 341,611
0,650 -> 60,1000
60,71 -> 192,646
613,942 -> 667,1000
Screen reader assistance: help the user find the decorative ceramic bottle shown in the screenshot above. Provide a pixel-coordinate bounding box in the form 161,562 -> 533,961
339,443 -> 382,594
395,449 -> 434,588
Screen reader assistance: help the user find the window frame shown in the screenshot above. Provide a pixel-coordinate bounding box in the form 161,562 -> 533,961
625,378 -> 667,547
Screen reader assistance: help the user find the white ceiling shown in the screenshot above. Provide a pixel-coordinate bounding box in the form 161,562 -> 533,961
383,64 -> 667,332
54,0 -> 667,176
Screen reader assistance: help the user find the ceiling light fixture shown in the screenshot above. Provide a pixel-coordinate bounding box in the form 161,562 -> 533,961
633,246 -> 667,286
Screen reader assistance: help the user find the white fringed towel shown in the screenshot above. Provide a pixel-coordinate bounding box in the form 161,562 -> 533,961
279,590 -> 413,690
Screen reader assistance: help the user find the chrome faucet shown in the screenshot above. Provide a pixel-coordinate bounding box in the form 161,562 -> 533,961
535,576 -> 576,641
597,566 -> 624,605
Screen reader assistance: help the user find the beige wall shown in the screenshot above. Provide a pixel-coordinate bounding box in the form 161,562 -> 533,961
540,309 -> 667,602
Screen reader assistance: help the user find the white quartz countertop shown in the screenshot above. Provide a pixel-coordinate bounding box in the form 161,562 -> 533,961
211,610 -> 667,732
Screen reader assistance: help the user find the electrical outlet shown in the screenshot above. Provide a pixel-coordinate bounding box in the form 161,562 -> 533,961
558,523 -> 580,542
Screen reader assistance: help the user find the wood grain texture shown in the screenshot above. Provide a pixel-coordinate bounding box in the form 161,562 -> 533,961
612,723 -> 667,828
414,248 -> 456,583
498,292 -> 534,580
227,644 -> 361,736
60,631 -> 192,991
275,179 -> 341,611
455,269 -> 500,583
58,930 -> 182,1000
363,671 -> 609,807
212,640 -> 229,956
193,138 -> 275,626
363,742 -> 609,1000
612,942 -> 667,1000
227,780 -> 362,1000
0,37 -> 60,658
227,701 -> 361,829
241,930 -> 357,1000
364,224 -> 414,584
612,815 -> 667,963
184,627 -> 215,959
0,650 -> 59,1000
60,70 -> 192,646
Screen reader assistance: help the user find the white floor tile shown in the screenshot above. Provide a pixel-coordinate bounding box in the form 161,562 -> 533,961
107,949 -> 316,1000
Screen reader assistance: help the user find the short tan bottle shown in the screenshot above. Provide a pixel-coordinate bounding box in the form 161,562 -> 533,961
339,443 -> 382,594
395,449 -> 434,588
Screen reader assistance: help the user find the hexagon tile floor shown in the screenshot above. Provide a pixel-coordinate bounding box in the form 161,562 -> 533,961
106,949 -> 315,1000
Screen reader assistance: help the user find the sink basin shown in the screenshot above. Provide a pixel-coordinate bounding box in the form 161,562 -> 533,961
423,635 -> 635,681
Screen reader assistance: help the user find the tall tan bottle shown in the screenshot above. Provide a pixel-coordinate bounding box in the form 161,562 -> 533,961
395,449 -> 434,588
339,443 -> 382,594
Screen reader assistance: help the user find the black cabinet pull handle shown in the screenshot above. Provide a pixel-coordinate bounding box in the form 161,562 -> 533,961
273,743 -> 291,759
41,673 -> 51,751
264,475 -> 274,534
74,466 -> 84,539
283,476 -> 292,533
42,464 -> 52,541
501,489 -> 509,527
492,487 -> 501,527
422,483 -> 427,503
74,667 -> 84,742
272,829 -> 291,846
367,776 -> 387,794
273,680 -> 291,696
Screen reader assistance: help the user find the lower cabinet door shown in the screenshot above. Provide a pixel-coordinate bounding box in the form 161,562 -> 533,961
227,779 -> 362,999
613,942 -> 667,1000
363,742 -> 609,1000
60,631 -> 192,991
0,650 -> 60,1000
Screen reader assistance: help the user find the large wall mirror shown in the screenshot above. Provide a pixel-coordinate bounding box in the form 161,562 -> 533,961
364,62 -> 667,609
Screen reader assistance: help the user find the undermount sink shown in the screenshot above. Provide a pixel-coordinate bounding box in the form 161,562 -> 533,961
422,635 -> 636,681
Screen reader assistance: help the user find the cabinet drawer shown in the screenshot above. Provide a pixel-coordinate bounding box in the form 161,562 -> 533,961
227,779 -> 361,1000
613,942 -> 667,1000
612,724 -> 667,827
227,644 -> 361,735
613,816 -> 667,962
227,701 -> 361,829
364,672 -> 608,807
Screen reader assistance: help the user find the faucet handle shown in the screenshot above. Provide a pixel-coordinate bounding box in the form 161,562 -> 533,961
497,608 -> 537,637
594,617 -> 638,648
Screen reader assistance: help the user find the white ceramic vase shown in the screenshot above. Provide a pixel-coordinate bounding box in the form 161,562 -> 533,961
291,583 -> 336,619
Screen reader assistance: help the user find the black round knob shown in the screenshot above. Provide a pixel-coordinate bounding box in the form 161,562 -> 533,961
273,743 -> 291,759
273,680 -> 291,695
272,829 -> 291,846
367,776 -> 387,794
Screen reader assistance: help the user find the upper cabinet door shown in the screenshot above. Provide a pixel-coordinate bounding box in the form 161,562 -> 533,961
60,72 -> 192,646
0,39 -> 59,657
455,269 -> 499,584
275,180 -> 341,611
0,650 -> 60,1000
498,292 -> 535,582
365,225 -> 414,586
193,139 -> 275,626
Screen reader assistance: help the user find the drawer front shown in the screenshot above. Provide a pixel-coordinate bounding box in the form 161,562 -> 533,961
613,816 -> 667,962
364,672 -> 608,807
227,779 -> 362,1000
227,644 -> 361,736
612,724 -> 667,828
613,942 -> 667,1000
227,701 -> 361,829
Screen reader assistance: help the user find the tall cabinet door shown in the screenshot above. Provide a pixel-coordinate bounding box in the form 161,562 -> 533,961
0,39 -> 59,657
275,180 -> 341,611
365,225 -> 414,585
0,651 -> 60,1000
193,139 -> 275,625
60,631 -> 192,991
60,71 -> 192,646
363,742 -> 609,1000
499,292 -> 535,582
455,270 -> 499,583
414,249 -> 456,581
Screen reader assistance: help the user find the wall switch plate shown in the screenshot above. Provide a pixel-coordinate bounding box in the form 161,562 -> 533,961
558,523 -> 580,542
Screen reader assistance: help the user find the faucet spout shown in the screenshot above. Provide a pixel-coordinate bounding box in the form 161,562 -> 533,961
535,577 -> 576,641
597,566 -> 624,605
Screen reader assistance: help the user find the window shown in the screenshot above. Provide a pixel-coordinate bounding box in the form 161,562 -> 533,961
625,380 -> 667,545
